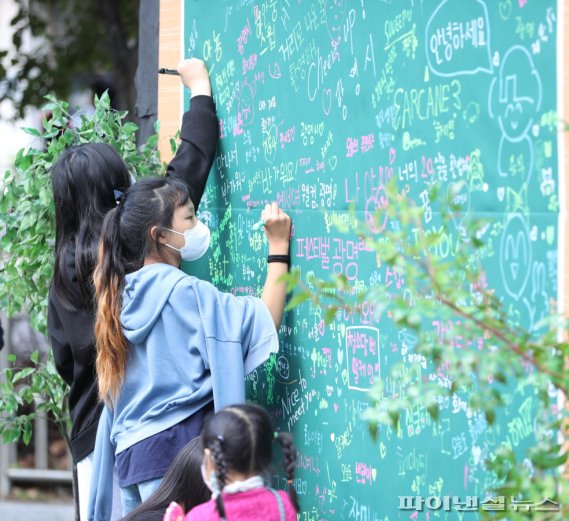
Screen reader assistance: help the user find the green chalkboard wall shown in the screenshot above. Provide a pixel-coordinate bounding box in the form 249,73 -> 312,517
183,1 -> 559,518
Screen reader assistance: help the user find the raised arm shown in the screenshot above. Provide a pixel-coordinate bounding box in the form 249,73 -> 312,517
260,203 -> 292,329
166,58 -> 219,211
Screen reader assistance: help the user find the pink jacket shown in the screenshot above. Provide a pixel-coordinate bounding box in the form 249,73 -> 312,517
186,488 -> 297,521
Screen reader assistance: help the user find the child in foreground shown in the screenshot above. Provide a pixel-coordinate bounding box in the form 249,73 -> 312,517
177,403 -> 299,521
121,437 -> 209,521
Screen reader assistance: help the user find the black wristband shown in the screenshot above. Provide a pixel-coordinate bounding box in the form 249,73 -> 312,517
267,254 -> 290,267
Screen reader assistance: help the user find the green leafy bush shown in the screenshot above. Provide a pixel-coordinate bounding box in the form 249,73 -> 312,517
0,93 -> 165,449
1,93 -> 163,333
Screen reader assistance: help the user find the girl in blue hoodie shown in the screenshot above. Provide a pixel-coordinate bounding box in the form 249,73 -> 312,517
49,58 -> 218,521
89,177 -> 291,519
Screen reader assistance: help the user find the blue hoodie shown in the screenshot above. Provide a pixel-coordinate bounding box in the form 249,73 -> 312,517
88,263 -> 278,521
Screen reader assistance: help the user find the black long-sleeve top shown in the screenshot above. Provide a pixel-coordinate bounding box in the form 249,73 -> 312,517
47,96 -> 219,462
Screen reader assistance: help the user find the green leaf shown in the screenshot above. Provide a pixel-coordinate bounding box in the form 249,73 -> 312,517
427,402 -> 439,422
21,127 -> 41,137
368,421 -> 378,441
407,311 -> 421,328
530,450 -> 568,470
22,420 -> 32,445
324,305 -> 339,324
388,410 -> 400,427
285,291 -> 311,310
122,122 -> 139,135
12,367 -> 36,383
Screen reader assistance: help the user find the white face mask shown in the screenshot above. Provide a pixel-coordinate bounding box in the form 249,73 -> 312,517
164,220 -> 211,261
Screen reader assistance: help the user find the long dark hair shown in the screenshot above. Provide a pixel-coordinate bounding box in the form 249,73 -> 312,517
51,143 -> 131,310
121,437 -> 210,521
201,404 -> 300,519
94,177 -> 190,403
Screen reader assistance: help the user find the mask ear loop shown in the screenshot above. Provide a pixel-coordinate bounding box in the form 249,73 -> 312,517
161,227 -> 184,236
160,227 -> 184,254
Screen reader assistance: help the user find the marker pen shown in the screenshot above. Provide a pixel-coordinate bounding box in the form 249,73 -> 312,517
252,220 -> 265,231
158,68 -> 179,75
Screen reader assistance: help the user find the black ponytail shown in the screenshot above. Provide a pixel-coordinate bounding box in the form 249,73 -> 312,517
275,432 -> 300,513
93,176 -> 191,403
94,206 -> 129,403
210,437 -> 228,520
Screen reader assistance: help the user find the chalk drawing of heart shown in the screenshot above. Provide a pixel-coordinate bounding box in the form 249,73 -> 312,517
380,442 -> 387,459
337,346 -> 344,365
499,0 -> 512,20
322,88 -> 332,115
333,403 -> 338,412
337,387 -> 342,397
328,155 -> 338,171
497,187 -> 505,201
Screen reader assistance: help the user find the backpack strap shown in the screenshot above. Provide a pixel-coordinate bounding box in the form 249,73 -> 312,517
268,488 -> 285,521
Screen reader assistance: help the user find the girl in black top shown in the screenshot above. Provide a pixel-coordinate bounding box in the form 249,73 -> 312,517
47,58 -> 219,520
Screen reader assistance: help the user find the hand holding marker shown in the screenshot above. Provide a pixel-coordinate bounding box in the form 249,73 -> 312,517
160,61 -> 211,98
252,219 -> 265,231
160,62 -> 275,238
160,64 -> 280,236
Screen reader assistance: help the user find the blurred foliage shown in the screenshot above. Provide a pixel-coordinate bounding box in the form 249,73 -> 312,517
0,0 -> 139,119
0,351 -> 69,447
0,93 -> 163,333
0,94 -> 165,454
284,180 -> 569,520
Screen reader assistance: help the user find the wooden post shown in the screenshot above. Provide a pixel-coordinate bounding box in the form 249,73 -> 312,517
34,399 -> 48,470
0,314 -> 15,498
158,0 -> 184,164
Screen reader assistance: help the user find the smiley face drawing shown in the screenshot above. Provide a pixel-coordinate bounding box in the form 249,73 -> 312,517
325,0 -> 347,42
238,81 -> 255,127
489,46 -> 542,188
499,213 -> 532,299
492,46 -> 541,141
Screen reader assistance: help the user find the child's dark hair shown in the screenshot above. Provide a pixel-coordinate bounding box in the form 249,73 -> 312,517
94,176 -> 190,403
51,143 -> 131,310
201,403 -> 300,518
121,437 -> 209,521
